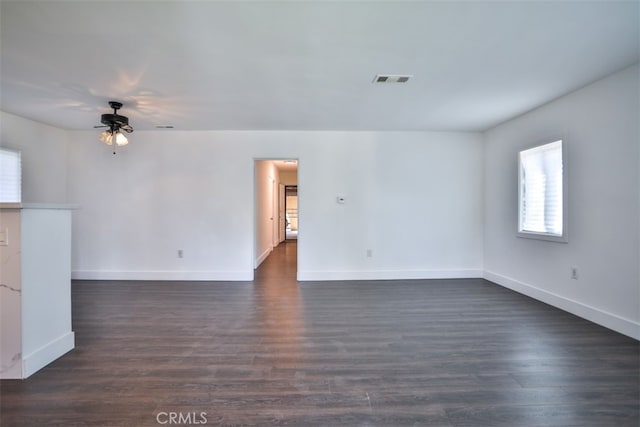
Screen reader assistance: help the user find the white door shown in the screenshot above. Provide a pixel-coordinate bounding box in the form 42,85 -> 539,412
279,183 -> 286,243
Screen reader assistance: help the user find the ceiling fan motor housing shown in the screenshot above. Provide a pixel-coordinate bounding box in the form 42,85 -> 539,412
101,113 -> 129,127
98,101 -> 133,133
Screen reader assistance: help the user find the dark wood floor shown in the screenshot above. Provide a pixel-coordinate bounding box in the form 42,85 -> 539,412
2,241 -> 638,426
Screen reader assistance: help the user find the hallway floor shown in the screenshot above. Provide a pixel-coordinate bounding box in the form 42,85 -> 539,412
1,241 -> 638,426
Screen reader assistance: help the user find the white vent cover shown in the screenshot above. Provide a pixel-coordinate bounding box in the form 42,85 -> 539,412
373,74 -> 412,83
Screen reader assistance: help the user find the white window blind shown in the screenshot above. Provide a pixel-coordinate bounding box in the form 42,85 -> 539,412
0,148 -> 22,203
518,140 -> 565,241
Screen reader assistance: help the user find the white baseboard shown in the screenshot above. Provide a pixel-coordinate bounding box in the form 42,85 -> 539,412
22,332 -> 75,378
297,269 -> 483,281
484,271 -> 640,340
72,270 -> 253,281
255,247 -> 273,269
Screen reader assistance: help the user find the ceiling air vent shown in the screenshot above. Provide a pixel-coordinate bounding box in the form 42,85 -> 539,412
374,74 -> 412,83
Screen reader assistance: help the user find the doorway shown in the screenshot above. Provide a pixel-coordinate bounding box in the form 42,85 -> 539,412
285,185 -> 298,240
254,159 -> 298,274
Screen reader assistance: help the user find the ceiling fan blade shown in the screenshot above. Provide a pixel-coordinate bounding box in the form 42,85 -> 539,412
121,124 -> 133,133
94,125 -> 108,128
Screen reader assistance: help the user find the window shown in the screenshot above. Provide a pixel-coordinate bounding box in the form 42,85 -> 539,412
0,148 -> 22,203
518,139 -> 567,242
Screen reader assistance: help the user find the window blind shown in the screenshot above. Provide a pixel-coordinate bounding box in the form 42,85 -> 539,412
519,140 -> 563,236
0,148 -> 22,203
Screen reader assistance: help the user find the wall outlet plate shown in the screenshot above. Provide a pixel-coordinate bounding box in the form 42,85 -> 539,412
571,267 -> 579,280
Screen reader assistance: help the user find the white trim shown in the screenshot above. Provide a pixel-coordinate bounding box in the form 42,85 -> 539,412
516,229 -> 568,243
72,270 -> 253,281
22,332 -> 75,378
255,247 -> 273,268
484,270 -> 640,340
297,269 -> 483,281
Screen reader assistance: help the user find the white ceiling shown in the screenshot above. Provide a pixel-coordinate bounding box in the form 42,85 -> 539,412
1,1 -> 638,132
272,160 -> 298,172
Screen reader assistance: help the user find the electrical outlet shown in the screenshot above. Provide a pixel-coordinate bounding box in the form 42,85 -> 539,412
178,249 -> 184,259
571,267 -> 578,280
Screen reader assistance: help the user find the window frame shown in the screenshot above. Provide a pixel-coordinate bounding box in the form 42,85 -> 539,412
517,137 -> 568,243
0,147 -> 22,204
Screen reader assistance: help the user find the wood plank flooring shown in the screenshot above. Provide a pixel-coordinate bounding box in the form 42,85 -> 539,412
2,241 -> 638,426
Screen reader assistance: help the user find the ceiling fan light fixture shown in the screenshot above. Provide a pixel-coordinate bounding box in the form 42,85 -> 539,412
114,132 -> 128,146
99,130 -> 113,145
95,101 -> 133,154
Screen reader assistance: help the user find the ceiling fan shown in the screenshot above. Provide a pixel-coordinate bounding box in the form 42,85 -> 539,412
95,101 -> 133,154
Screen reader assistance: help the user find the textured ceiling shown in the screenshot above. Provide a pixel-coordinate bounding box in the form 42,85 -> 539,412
1,1 -> 638,131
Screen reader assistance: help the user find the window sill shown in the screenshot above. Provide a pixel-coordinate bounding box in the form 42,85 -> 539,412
517,231 -> 568,243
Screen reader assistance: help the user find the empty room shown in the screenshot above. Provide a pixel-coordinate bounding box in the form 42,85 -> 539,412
0,1 -> 638,426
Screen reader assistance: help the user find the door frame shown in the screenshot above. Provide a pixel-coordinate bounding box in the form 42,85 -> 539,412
252,158 -> 300,278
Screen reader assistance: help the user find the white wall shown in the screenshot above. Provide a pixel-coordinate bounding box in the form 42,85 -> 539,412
0,111 -> 68,203
483,65 -> 639,339
298,132 -> 484,280
66,130 -> 484,281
